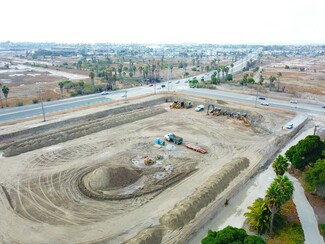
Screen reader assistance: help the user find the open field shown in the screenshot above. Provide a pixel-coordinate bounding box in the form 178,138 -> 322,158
0,51 -> 232,107
231,55 -> 325,104
0,94 -> 300,243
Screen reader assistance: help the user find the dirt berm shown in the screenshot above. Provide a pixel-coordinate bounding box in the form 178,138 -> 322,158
159,157 -> 249,230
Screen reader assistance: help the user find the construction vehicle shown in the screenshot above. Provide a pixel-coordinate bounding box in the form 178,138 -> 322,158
164,133 -> 183,145
170,100 -> 192,109
207,104 -> 222,116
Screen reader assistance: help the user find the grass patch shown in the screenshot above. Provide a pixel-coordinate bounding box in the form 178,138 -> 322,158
266,200 -> 304,244
320,224 -> 325,237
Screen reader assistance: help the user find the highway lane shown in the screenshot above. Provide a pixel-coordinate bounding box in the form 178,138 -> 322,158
179,88 -> 325,116
3,49 -> 324,123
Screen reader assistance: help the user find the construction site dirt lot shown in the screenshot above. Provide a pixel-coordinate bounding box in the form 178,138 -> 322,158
0,95 -> 296,243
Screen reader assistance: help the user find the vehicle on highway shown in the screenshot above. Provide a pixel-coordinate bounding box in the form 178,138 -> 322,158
290,100 -> 298,104
195,105 -> 204,111
286,123 -> 294,129
258,97 -> 266,100
101,91 -> 109,95
260,101 -> 269,106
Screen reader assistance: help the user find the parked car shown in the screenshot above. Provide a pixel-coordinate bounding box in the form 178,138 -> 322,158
286,123 -> 294,129
161,84 -> 166,88
290,100 -> 298,104
121,94 -> 126,97
195,105 -> 204,111
260,101 -> 269,106
175,81 -> 180,84
258,97 -> 266,100
321,106 -> 325,108
101,91 -> 109,95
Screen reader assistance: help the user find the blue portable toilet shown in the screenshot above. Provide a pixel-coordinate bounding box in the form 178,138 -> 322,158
156,138 -> 161,144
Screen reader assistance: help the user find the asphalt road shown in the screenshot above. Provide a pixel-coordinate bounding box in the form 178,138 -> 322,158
1,49 -> 324,124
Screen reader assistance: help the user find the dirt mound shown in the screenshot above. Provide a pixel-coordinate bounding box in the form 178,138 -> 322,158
124,226 -> 164,244
160,157 -> 250,230
88,166 -> 141,191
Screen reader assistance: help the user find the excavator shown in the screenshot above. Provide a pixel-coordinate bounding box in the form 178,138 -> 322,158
206,103 -> 251,126
206,104 -> 222,115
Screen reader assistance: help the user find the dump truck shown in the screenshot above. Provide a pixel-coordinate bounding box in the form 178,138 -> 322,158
164,133 -> 183,145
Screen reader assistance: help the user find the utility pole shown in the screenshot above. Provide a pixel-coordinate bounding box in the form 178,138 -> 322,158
39,82 -> 46,122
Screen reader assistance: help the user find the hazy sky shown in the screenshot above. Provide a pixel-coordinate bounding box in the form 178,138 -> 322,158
1,0 -> 324,44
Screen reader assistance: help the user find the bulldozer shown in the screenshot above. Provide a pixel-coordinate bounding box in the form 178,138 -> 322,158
170,100 -> 192,109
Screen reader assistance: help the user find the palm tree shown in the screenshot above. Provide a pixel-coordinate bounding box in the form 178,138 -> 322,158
221,66 -> 226,81
0,83 -> 3,108
276,72 -> 282,91
272,155 -> 289,176
78,80 -> 84,95
268,76 -> 277,91
169,65 -> 173,79
265,176 -> 294,234
138,66 -> 143,78
216,66 -> 221,80
244,198 -> 271,234
89,71 -> 95,87
58,82 -> 64,98
230,63 -> 234,74
225,66 -> 229,79
2,85 -> 9,107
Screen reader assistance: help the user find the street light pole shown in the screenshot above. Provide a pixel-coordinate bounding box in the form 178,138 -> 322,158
39,82 -> 46,122
41,96 -> 46,122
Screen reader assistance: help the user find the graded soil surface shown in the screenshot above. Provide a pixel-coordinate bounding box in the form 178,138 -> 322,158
0,94 -> 297,243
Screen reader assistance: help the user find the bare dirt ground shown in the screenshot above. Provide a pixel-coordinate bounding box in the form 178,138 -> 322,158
0,94 -> 297,243
231,55 -> 325,104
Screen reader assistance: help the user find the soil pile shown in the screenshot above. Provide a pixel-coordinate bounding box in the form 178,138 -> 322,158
88,166 -> 141,191
160,157 -> 250,230
125,226 -> 164,244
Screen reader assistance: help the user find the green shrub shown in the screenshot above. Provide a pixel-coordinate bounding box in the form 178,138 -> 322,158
32,99 -> 39,104
16,101 -> 24,106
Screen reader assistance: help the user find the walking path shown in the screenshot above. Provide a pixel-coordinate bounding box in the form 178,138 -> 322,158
189,126 -> 324,244
288,175 -> 324,244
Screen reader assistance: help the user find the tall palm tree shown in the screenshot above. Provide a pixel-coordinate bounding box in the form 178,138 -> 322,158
58,82 -> 64,98
216,66 -> 221,80
277,72 -> 282,91
272,155 -> 289,176
265,176 -> 294,234
2,86 -> 9,107
244,198 -> 271,234
78,80 -> 84,95
268,76 -> 277,91
138,66 -> 143,77
0,83 -> 3,108
89,71 -> 95,87
221,66 -> 226,81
